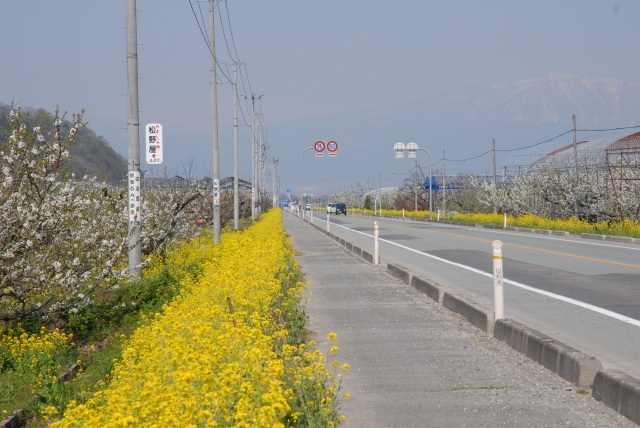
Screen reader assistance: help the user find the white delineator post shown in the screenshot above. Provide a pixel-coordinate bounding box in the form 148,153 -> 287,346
327,212 -> 330,232
374,221 -> 379,265
492,240 -> 504,320
504,213 -> 507,228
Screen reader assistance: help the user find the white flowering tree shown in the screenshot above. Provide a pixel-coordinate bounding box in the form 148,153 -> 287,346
0,108 -> 133,321
471,157 -> 640,222
140,180 -> 211,258
1,107 -> 246,323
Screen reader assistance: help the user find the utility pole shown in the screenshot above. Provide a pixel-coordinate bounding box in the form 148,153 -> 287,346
414,158 -> 418,212
233,61 -> 239,230
210,0 -> 220,244
493,138 -> 497,214
572,114 -> 579,218
256,114 -> 262,214
249,95 -> 263,220
259,117 -> 266,213
442,150 -> 446,216
251,96 -> 256,220
272,158 -> 278,208
262,128 -> 268,212
126,0 -> 142,279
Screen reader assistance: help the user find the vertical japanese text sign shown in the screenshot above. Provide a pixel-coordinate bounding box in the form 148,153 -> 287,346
129,171 -> 141,227
146,123 -> 163,164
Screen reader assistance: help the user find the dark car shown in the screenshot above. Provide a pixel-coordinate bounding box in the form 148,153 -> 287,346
335,203 -> 347,215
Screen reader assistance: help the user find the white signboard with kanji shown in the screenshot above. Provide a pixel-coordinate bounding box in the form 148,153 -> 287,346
128,171 -> 141,227
145,123 -> 163,164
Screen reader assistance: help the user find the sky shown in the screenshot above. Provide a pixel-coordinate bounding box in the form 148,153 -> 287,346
2,1 -> 639,196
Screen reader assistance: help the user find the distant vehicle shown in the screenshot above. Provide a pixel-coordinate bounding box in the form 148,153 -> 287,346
305,203 -> 311,211
327,203 -> 337,214
335,203 -> 347,215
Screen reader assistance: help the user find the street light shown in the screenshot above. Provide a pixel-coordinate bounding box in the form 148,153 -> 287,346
394,142 -> 433,221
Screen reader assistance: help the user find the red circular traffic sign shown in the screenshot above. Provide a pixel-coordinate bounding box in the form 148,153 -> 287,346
327,140 -> 338,152
314,141 -> 326,152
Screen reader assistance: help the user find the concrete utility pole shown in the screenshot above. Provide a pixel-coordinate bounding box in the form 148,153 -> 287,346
572,114 -> 579,218
250,96 -> 257,220
414,157 -> 418,212
210,0 -> 220,244
259,116 -> 265,213
442,150 -> 446,216
233,61 -> 239,230
261,124 -> 267,213
493,138 -> 497,214
272,158 -> 278,208
126,0 -> 142,279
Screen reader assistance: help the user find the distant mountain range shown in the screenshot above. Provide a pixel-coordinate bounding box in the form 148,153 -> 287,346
272,73 -> 640,195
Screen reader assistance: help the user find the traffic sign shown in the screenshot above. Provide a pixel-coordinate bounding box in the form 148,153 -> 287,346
327,140 -> 338,157
314,141 -> 326,152
145,124 -> 163,164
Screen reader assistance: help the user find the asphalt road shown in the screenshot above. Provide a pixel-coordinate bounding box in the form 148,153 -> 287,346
303,210 -> 640,380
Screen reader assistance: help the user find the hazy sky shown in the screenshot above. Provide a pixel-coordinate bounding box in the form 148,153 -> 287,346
2,1 -> 638,193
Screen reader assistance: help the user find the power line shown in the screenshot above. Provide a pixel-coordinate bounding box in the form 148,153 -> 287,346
187,0 -> 254,127
497,129 -> 574,153
187,0 -> 233,84
448,129 -> 573,162
447,124 -> 640,163
577,125 -> 640,132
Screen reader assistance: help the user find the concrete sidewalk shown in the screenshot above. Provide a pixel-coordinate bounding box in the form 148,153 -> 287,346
283,213 -> 636,428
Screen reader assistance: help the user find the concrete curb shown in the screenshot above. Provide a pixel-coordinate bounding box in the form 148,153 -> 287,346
0,410 -> 25,428
442,291 -> 495,335
581,233 -> 638,244
386,263 -> 412,285
593,369 -> 640,425
411,276 -> 444,303
494,319 -> 602,389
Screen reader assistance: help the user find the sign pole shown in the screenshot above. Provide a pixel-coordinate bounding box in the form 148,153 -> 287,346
374,221 -> 379,264
493,240 -> 504,320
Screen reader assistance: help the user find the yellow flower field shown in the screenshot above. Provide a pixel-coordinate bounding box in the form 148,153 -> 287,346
355,208 -> 640,238
51,209 -> 346,427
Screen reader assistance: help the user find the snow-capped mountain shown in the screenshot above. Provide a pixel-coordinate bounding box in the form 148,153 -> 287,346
272,73 -> 640,193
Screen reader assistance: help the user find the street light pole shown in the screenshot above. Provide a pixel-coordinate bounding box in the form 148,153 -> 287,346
394,142 -> 433,221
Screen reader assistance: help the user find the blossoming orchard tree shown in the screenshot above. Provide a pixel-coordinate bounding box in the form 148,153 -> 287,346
472,159 -> 640,222
0,108 -> 211,323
